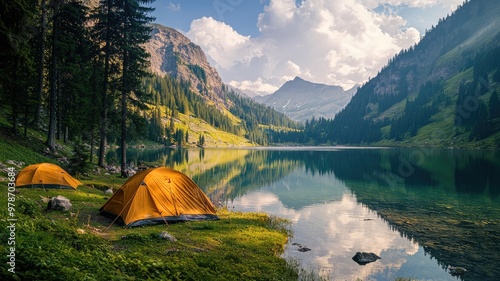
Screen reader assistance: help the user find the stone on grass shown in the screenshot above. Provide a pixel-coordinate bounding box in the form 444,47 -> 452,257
47,195 -> 72,211
159,231 -> 177,242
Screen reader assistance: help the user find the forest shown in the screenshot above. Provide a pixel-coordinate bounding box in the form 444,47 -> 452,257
0,0 -> 303,177
269,0 -> 500,147
1,0 -> 158,177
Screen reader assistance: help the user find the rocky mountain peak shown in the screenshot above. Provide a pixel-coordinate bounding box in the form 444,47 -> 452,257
258,77 -> 354,122
145,23 -> 224,102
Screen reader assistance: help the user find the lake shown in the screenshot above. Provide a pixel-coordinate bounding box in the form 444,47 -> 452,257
110,147 -> 500,281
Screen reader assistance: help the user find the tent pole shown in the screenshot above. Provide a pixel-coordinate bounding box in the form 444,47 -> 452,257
104,192 -> 135,231
159,211 -> 169,227
168,180 -> 180,216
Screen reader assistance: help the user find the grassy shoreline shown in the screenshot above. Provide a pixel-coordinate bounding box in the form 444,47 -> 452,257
0,128 -> 300,280
0,179 -> 298,280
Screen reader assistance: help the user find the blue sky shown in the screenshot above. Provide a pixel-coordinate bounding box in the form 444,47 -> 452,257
150,0 -> 463,94
152,1 -> 268,36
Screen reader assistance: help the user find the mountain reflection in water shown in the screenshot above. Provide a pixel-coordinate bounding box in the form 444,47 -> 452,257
112,147 -> 500,281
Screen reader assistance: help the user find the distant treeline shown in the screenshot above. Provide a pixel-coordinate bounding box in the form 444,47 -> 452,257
143,74 -> 300,146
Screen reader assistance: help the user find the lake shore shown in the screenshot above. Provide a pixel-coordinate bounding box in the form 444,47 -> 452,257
0,177 -> 299,280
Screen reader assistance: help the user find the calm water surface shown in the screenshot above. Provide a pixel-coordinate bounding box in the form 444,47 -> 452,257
112,147 -> 500,281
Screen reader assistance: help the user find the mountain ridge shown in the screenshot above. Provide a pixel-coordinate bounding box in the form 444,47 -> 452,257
145,23 -> 225,104
257,76 -> 355,122
327,0 -> 500,147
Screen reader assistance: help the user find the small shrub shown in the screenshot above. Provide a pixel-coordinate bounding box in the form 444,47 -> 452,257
17,196 -> 41,216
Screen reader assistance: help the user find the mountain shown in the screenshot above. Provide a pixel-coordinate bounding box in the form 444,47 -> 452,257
226,84 -> 270,99
326,0 -> 500,147
145,23 -> 225,103
141,23 -> 298,146
258,77 -> 356,122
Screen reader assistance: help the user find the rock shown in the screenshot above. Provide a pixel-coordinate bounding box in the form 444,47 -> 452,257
47,195 -> 72,211
448,266 -> 467,276
352,252 -> 381,265
291,242 -> 311,252
166,249 -> 181,255
104,188 -> 113,195
146,24 -> 225,103
298,247 -> 311,252
57,157 -> 69,164
159,231 -> 177,242
125,169 -> 137,177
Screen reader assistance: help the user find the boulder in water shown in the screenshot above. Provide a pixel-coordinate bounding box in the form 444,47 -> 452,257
352,252 -> 381,265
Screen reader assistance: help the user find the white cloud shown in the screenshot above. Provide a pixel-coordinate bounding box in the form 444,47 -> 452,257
228,78 -> 279,94
186,0 -> 452,93
167,2 -> 181,12
360,0 -> 462,9
187,17 -> 261,69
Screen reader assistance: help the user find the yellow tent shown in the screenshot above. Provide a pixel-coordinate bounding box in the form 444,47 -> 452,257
15,163 -> 82,189
100,167 -> 219,227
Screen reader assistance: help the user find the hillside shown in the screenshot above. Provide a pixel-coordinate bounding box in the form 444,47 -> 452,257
257,77 -> 356,122
141,23 -> 299,147
145,24 -> 225,104
304,0 -> 500,147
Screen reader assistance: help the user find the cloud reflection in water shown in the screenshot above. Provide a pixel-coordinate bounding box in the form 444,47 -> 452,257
228,168 -> 455,281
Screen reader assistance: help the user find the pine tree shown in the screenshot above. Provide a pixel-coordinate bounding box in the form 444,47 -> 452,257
46,0 -> 61,151
489,90 -> 500,120
92,0 -> 123,167
34,0 -> 47,128
58,0 -> 93,142
0,0 -> 37,134
118,0 -> 155,177
69,137 -> 91,177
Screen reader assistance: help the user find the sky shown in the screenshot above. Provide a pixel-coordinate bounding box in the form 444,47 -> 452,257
151,0 -> 464,94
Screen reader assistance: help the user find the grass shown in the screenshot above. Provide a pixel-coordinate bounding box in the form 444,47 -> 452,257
0,183 -> 298,281
174,112 -> 254,147
0,108 -> 294,280
0,129 -> 53,164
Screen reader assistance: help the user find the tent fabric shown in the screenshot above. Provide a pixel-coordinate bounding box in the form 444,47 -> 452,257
15,163 -> 82,189
100,167 -> 219,227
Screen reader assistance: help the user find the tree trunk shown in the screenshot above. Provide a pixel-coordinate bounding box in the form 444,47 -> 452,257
97,1 -> 112,168
34,0 -> 47,128
90,61 -> 98,164
56,72 -> 62,141
46,1 -> 59,151
120,87 -> 127,177
120,33 -> 128,177
97,57 -> 108,167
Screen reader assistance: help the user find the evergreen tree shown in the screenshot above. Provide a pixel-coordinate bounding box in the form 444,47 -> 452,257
34,0 -> 47,128
46,0 -> 61,151
92,0 -> 123,167
69,137 -> 91,177
118,0 -> 154,177
58,0 -> 93,142
489,90 -> 500,120
0,0 -> 38,134
470,101 -> 489,140
198,134 -> 205,147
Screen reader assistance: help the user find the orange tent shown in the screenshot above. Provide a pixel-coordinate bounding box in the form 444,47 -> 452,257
15,163 -> 82,189
100,167 -> 219,227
